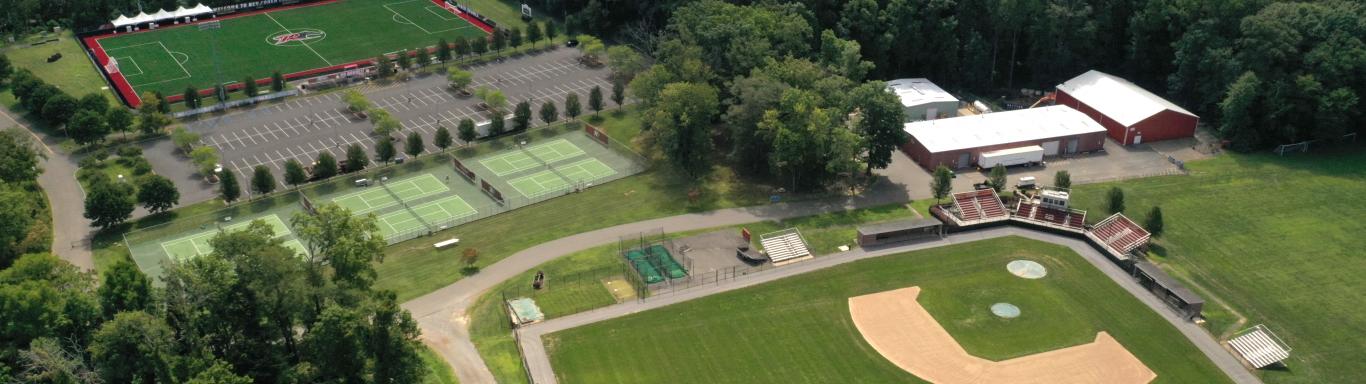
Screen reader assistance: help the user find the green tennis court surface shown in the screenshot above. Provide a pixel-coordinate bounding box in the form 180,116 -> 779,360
508,170 -> 569,198
478,139 -> 587,176
377,209 -> 427,238
95,0 -> 489,96
410,195 -> 478,223
160,214 -> 292,261
555,158 -> 617,183
332,174 -> 449,214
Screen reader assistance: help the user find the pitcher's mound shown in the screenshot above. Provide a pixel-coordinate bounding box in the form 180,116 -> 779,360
1007,260 -> 1048,279
848,287 -> 1155,384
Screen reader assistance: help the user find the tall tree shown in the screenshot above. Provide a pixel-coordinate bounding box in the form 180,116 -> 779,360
78,94 -> 109,115
649,82 -> 719,177
315,151 -> 339,179
41,93 -> 77,127
988,164 -> 1007,192
564,92 -> 582,120
376,137 -> 397,163
84,181 -> 135,229
284,159 -> 307,188
89,311 -> 174,383
0,129 -> 42,183
931,165 -> 953,204
67,110 -> 108,146
818,29 -> 873,82
271,71 -> 287,92
1107,187 -> 1125,213
136,174 -> 180,213
458,118 -> 477,143
848,81 -> 904,175
290,204 -> 386,290
0,186 -> 36,266
760,88 -> 861,190
415,47 -> 431,68
396,49 -> 412,70
242,76 -> 259,97
488,115 -> 506,136
434,126 -> 453,150
611,78 -> 625,107
1145,206 -> 1164,236
404,132 -> 424,157
526,21 -> 543,47
106,107 -> 135,139
220,170 -> 241,204
97,260 -> 152,318
539,102 -> 559,125
344,144 -> 369,173
251,165 -> 277,195
588,86 -> 604,115
1054,170 -> 1072,189
513,101 -> 532,131
436,38 -> 452,62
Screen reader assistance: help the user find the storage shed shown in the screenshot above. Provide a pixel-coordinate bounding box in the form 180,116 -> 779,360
900,106 -> 1107,170
856,218 -> 943,247
886,78 -> 959,121
1056,70 -> 1199,145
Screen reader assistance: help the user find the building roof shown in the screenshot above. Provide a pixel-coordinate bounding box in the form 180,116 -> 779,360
1134,261 -> 1204,305
857,218 -> 943,235
904,106 -> 1106,153
886,78 -> 958,108
1056,70 -> 1197,127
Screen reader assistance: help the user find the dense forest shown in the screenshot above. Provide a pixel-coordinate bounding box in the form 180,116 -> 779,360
574,0 -> 1364,151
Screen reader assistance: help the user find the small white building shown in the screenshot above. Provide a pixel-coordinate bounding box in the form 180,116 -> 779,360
886,78 -> 959,122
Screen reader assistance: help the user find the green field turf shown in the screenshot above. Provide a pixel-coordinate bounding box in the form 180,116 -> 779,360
377,209 -> 428,238
95,0 -> 488,96
1071,151 -> 1366,384
160,214 -> 292,261
545,237 -> 1230,384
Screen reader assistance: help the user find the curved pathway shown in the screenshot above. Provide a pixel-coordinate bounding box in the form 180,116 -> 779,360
515,227 -> 1260,384
1,107 -> 95,270
401,188 -> 908,384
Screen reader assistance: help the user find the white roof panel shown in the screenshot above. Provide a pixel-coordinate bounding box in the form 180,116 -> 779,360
886,78 -> 958,108
1057,70 -> 1196,127
904,106 -> 1106,153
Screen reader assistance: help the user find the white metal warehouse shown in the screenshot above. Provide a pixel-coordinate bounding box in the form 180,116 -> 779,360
900,106 -> 1108,170
886,78 -> 959,121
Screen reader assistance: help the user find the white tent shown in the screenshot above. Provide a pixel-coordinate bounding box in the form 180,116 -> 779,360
173,4 -> 214,18
112,15 -> 135,27
151,9 -> 175,21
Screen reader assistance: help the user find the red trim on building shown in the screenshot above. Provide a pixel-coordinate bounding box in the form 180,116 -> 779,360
1055,89 -> 1198,146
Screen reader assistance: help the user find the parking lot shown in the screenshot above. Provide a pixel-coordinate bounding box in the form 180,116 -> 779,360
177,47 -> 613,198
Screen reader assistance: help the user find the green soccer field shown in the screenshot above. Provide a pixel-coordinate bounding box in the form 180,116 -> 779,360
1070,151 -> 1366,384
544,237 -> 1231,383
94,0 -> 488,97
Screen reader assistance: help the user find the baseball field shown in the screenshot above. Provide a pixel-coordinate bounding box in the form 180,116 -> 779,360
543,236 -> 1231,383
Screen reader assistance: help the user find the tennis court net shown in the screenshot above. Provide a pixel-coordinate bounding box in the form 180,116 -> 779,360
519,143 -> 573,183
379,179 -> 436,232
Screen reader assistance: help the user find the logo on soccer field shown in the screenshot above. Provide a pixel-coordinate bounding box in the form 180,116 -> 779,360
268,29 -> 326,45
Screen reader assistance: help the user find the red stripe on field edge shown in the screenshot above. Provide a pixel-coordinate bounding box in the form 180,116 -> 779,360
83,36 -> 141,109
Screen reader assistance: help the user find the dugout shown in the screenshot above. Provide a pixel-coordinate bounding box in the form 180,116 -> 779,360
856,218 -> 944,247
1132,261 -> 1204,320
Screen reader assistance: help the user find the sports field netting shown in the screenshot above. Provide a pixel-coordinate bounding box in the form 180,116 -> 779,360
625,246 -> 687,284
91,0 -> 490,97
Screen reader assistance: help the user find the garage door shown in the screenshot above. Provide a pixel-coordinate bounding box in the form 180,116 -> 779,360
1041,141 -> 1060,156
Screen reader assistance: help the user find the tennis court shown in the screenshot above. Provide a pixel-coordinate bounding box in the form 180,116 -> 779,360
160,214 -> 293,261
331,174 -> 449,214
508,170 -> 570,198
377,209 -> 427,238
478,139 -> 587,176
555,158 -> 618,183
375,195 -> 478,237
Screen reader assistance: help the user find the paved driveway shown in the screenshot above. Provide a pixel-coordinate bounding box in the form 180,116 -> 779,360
179,47 -> 612,199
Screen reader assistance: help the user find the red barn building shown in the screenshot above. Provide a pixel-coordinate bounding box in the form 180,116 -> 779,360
901,106 -> 1107,170
1056,70 -> 1199,145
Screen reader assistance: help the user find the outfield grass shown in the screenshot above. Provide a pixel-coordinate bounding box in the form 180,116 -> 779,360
468,203 -> 931,383
544,237 -> 1231,383
95,0 -> 488,96
2,32 -> 111,99
1070,150 -> 1366,384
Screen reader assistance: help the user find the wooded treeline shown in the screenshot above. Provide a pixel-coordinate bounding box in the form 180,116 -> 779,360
574,0 -> 1364,150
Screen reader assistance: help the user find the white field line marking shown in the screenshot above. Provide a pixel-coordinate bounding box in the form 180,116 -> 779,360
264,12 -> 333,66
114,56 -> 146,76
160,41 -> 192,79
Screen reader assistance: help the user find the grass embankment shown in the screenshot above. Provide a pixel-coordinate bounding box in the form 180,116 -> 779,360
545,237 -> 1232,384
1,31 -> 110,99
1070,150 -> 1366,384
469,204 -> 923,383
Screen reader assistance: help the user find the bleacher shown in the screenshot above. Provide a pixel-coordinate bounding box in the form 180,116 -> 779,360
1228,325 -> 1291,368
1089,213 -> 1150,255
759,228 -> 813,266
1011,200 -> 1087,232
947,190 -> 1009,226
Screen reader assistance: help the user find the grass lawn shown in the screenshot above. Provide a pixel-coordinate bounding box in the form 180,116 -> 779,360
2,32 -> 112,99
545,237 -> 1231,384
468,203 -> 931,383
419,345 -> 460,384
1069,149 -> 1366,384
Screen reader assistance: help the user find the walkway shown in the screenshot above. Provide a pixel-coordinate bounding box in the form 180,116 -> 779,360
516,227 -> 1260,384
400,187 -> 909,384
1,107 -> 95,270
